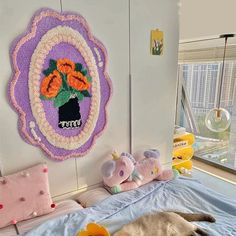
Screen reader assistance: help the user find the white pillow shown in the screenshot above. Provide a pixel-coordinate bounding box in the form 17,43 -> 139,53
17,200 -> 83,234
76,187 -> 111,207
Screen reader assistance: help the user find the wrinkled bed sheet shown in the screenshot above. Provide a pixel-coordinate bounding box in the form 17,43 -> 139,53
24,177 -> 236,236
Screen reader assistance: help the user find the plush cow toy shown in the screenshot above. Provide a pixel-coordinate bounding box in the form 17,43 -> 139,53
101,150 -> 174,194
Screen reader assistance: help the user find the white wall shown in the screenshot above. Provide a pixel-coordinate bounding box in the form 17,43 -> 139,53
131,0 -> 179,163
0,0 -> 178,198
180,0 -> 236,40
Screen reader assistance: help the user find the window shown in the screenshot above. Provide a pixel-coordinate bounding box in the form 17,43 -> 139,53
176,38 -> 236,172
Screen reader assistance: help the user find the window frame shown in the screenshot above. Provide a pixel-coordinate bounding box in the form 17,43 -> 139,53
176,46 -> 236,174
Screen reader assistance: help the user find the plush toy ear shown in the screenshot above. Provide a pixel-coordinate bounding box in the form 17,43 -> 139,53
121,152 -> 136,163
101,160 -> 116,178
144,149 -> 160,159
121,160 -> 127,166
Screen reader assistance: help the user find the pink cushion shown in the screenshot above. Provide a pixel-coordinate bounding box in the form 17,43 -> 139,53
0,164 -> 55,228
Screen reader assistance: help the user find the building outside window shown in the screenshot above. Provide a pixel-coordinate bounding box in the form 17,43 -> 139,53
176,38 -> 236,172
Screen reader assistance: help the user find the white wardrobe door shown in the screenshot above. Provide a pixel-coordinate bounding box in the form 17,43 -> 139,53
63,0 -> 130,189
0,0 -> 78,197
130,0 -> 179,164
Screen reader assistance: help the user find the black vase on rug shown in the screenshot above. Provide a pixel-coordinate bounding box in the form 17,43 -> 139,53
58,97 -> 82,129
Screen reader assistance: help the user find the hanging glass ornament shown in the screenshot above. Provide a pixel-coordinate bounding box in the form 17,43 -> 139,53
205,108 -> 231,132
205,34 -> 234,132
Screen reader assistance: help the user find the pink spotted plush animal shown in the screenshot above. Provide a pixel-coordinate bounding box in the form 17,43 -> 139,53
101,150 -> 174,194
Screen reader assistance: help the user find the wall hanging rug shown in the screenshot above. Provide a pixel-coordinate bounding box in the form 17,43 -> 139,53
9,8 -> 112,161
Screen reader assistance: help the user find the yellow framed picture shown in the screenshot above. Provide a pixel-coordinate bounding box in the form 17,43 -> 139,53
150,29 -> 164,55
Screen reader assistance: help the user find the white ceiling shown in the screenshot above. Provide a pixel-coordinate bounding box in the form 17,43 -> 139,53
179,0 -> 236,42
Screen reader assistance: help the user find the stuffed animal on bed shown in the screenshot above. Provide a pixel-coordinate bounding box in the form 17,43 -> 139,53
101,150 -> 174,194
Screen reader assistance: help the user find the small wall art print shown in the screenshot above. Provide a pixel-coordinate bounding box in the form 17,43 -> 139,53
9,8 -> 112,161
150,29 -> 164,55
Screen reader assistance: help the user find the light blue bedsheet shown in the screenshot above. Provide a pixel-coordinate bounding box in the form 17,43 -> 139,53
24,177 -> 236,236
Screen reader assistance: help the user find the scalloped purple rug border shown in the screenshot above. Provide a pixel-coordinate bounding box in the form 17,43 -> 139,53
8,8 -> 112,161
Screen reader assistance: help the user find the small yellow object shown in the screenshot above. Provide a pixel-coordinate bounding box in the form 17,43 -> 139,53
172,132 -> 195,173
150,29 -> 164,55
172,146 -> 194,163
174,160 -> 193,170
172,146 -> 194,172
112,151 -> 120,160
77,223 -> 110,236
153,167 -> 159,175
174,133 -> 195,146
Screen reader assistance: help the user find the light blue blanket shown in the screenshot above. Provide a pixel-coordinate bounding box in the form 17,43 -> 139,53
25,177 -> 236,236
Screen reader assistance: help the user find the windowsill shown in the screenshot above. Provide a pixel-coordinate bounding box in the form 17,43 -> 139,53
193,154 -> 236,174
192,159 -> 236,184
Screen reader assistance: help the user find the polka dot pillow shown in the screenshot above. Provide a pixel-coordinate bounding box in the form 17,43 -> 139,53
0,164 -> 55,228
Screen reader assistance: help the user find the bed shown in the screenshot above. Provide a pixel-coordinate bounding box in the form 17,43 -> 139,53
24,177 -> 236,236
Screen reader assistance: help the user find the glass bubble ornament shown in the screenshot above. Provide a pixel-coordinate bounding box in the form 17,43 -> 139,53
205,108 -> 231,132
205,34 -> 234,132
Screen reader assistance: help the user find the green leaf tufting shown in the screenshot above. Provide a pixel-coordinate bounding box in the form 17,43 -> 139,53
40,94 -> 51,100
43,59 -> 57,76
49,59 -> 57,70
73,90 -> 84,101
87,76 -> 92,83
61,73 -> 69,91
75,63 -> 83,72
43,68 -> 53,76
81,69 -> 87,76
81,90 -> 91,97
53,90 -> 71,108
